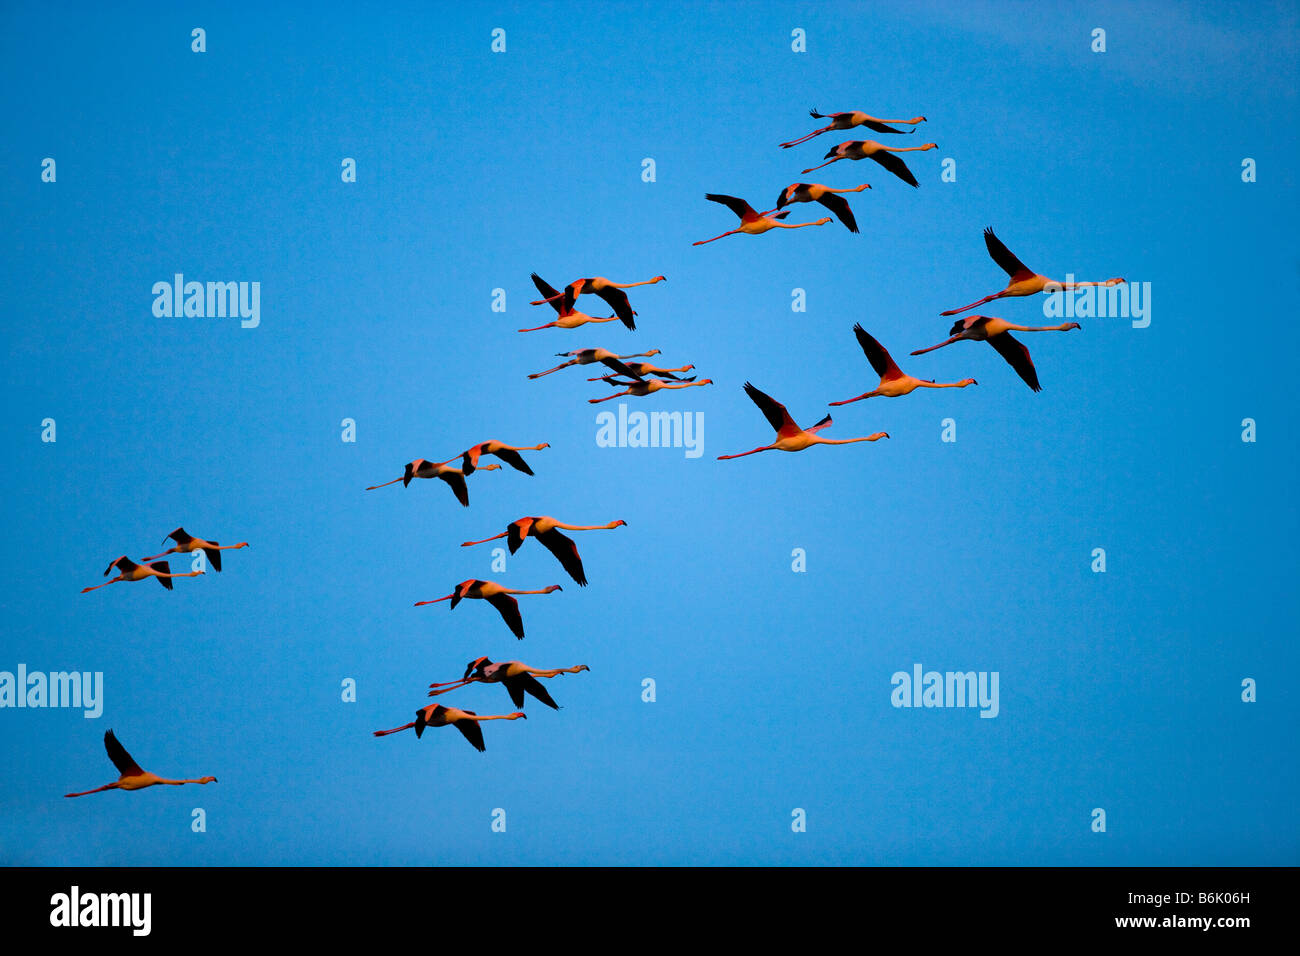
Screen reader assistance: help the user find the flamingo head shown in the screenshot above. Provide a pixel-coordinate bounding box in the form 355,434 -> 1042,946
545,585 -> 563,593
698,379 -> 715,386
1106,277 -> 1126,285
1065,323 -> 1081,331
961,379 -> 978,386
199,777 -> 218,784
612,519 -> 628,528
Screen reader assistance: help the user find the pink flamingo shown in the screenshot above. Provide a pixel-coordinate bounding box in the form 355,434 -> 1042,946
372,703 -> 526,752
140,528 -> 249,572
529,348 -> 659,380
910,315 -> 1081,392
800,140 -> 937,187
693,194 -> 830,245
461,516 -> 627,586
414,579 -> 562,639
941,228 -> 1126,316
779,108 -> 927,148
427,658 -> 591,710
588,377 -> 713,403
65,730 -> 216,797
518,273 -> 624,332
775,183 -> 871,232
528,275 -> 666,331
718,382 -> 888,460
829,324 -> 977,405
365,458 -> 500,505
80,557 -> 204,593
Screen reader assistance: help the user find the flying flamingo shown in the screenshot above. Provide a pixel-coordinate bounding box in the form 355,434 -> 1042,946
140,528 -> 248,572
427,658 -> 591,710
440,441 -> 550,477
693,194 -> 830,245
775,183 -> 871,232
910,315 -> 1081,392
414,579 -> 562,639
718,382 -> 888,460
461,516 -> 627,586
528,275 -> 666,331
829,324 -> 977,405
589,377 -> 713,403
779,108 -> 928,148
65,730 -> 216,797
586,360 -> 695,381
365,459 -> 501,505
80,557 -> 204,593
941,228 -> 1126,316
529,348 -> 659,380
372,703 -> 526,752
518,273 -> 623,332
800,140 -> 937,187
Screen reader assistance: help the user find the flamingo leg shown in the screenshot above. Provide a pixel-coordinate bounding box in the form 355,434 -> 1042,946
717,444 -> 778,460
80,577 -> 124,593
910,335 -> 966,356
828,389 -> 881,406
799,157 -> 843,174
778,125 -> 834,148
365,476 -> 405,490
461,531 -> 509,547
528,361 -> 578,379
589,390 -> 633,403
64,782 -> 119,797
373,722 -> 417,737
692,229 -> 742,246
940,292 -> 1003,316
517,321 -> 559,332
413,594 -> 455,606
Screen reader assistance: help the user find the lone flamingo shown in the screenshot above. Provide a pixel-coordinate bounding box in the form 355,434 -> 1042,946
589,377 -> 713,403
440,441 -> 550,477
941,228 -> 1126,316
141,528 -> 248,572
462,517 -> 627,586
693,194 -> 830,245
529,275 -> 666,331
779,108 -> 927,148
81,556 -> 204,593
519,273 -> 622,332
372,704 -> 526,752
829,324 -> 977,405
911,315 -> 1081,392
586,360 -> 695,381
65,730 -> 216,797
801,140 -> 937,187
427,658 -> 591,710
414,579 -> 562,639
365,459 -> 501,505
718,382 -> 888,460
529,348 -> 659,380
775,183 -> 871,232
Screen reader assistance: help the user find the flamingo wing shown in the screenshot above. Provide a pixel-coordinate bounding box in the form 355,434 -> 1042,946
452,714 -> 487,752
530,273 -> 566,316
815,191 -> 859,232
706,193 -> 758,222
166,527 -> 190,546
104,556 -> 136,576
490,448 -> 534,475
511,673 -> 560,710
852,324 -> 903,380
774,184 -> 801,211
742,382 -> 801,437
150,561 -> 173,589
486,592 -> 526,639
862,119 -> 911,134
204,546 -> 222,572
507,520 -> 527,554
594,286 -> 636,330
806,414 -> 834,435
599,356 -> 643,380
535,527 -> 587,587
104,730 -> 144,777
436,469 -> 470,506
867,149 -> 919,187
983,228 -> 1035,281
987,332 -> 1042,392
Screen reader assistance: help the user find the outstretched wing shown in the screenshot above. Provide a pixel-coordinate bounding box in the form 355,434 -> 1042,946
814,191 -> 859,233
862,119 -> 912,134
805,414 -> 834,435
486,592 -> 525,639
436,470 -> 470,506
705,193 -> 757,222
453,715 -> 487,752
853,324 -> 902,380
983,228 -> 1034,281
535,528 -> 587,587
203,546 -> 222,572
595,286 -> 636,330
531,273 -> 566,316
490,448 -> 534,475
599,356 -> 643,380
150,561 -> 173,589
507,520 -> 527,554
166,527 -> 190,546
988,332 -> 1042,392
104,556 -> 136,576
104,730 -> 144,777
867,149 -> 919,188
743,382 -> 800,437
514,673 -> 560,710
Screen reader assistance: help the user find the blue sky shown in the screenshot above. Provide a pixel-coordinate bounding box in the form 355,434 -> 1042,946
1,0 -> 1296,865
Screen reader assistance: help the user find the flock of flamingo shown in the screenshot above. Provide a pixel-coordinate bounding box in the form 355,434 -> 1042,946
66,103 -> 1128,792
